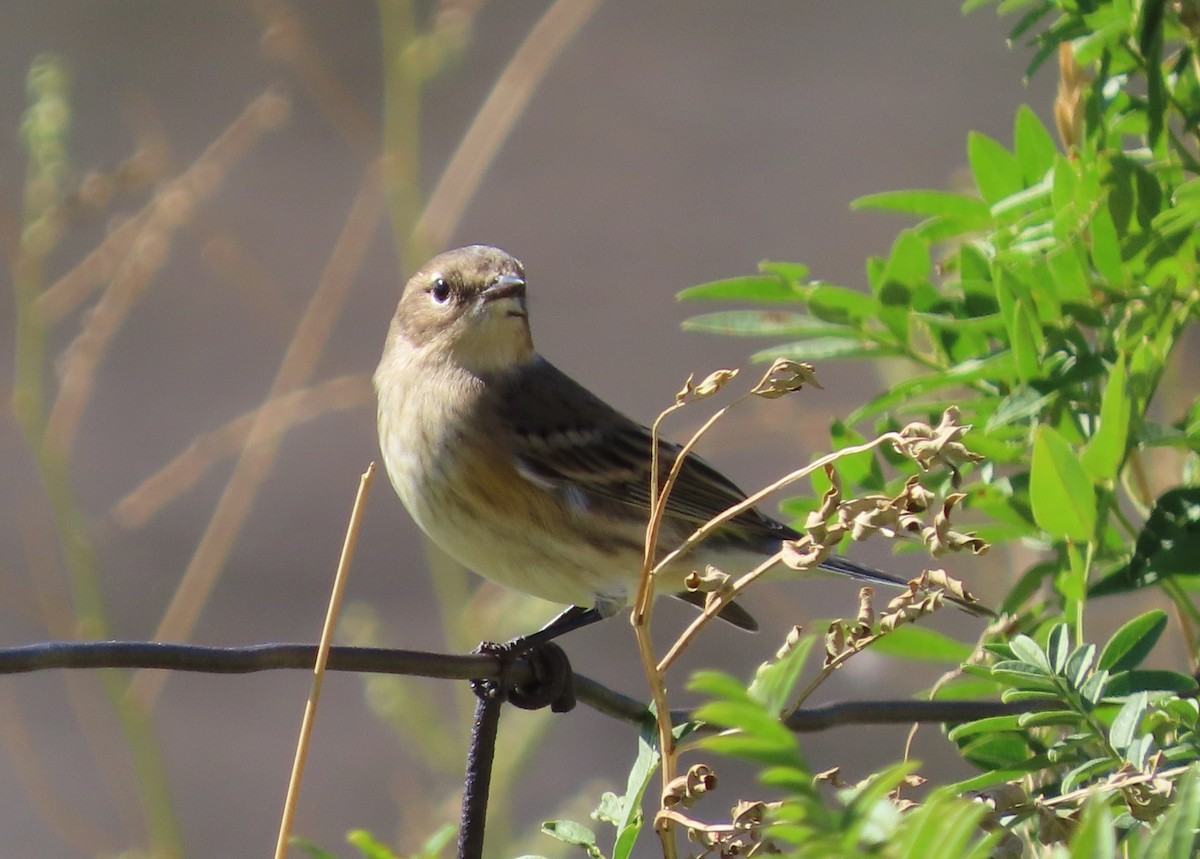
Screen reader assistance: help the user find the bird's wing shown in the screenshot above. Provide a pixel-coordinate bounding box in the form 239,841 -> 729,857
494,358 -> 791,541
492,359 -> 995,618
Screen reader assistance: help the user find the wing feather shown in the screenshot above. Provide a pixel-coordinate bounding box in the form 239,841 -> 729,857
491,358 -> 792,545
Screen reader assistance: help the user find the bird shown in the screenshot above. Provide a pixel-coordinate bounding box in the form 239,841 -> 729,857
374,245 -> 986,648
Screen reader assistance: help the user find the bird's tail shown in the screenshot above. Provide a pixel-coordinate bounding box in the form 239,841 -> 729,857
817,555 -> 993,618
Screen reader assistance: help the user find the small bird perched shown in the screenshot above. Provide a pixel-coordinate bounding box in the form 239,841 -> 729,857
375,245 -> 983,646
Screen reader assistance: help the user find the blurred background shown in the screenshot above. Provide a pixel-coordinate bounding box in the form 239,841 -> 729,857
0,2 -> 1055,857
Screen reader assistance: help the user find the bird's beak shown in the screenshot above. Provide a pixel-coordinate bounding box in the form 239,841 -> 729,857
483,275 -> 526,302
481,275 -> 527,317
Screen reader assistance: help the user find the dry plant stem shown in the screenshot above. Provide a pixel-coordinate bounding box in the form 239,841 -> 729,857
657,436 -> 911,670
380,0 -> 421,263
112,374 -> 373,528
630,402 -> 689,859
274,463 -> 374,859
786,644 -> 867,717
632,402 -> 687,625
254,0 -> 380,157
650,433 -> 906,584
656,549 -> 782,674
1041,763 -> 1190,809
636,397 -> 748,622
129,165 -> 386,711
632,619 -> 675,796
412,0 -> 604,254
633,395 -> 746,859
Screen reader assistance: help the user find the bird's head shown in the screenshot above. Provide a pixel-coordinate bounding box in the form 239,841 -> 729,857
390,245 -> 534,374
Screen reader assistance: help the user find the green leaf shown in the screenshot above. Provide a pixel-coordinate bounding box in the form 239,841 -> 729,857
751,337 -> 891,363
958,732 -> 1039,769
1089,204 -> 1125,284
1062,757 -> 1119,795
347,830 -> 403,859
1009,633 -> 1053,672
694,700 -> 794,748
748,632 -> 815,715
1098,610 -> 1168,672
950,757 -> 1052,793
681,310 -> 843,338
891,794 -> 994,859
946,715 -> 1024,742
807,283 -> 879,324
758,260 -> 809,281
1013,104 -> 1057,184
1047,622 -> 1071,674
1110,691 -> 1148,753
993,269 -> 1044,381
602,720 -> 696,859
827,421 -> 884,489
910,310 -> 1006,336
1080,669 -> 1111,704
1090,488 -> 1200,596
1001,688 -> 1063,703
290,838 -> 342,859
1153,178 -> 1200,237
1018,709 -> 1084,728
1139,0 -> 1166,151
875,229 -> 933,342
989,174 -> 1053,223
852,189 -> 991,222
677,275 -> 802,303
700,732 -> 799,766
1043,241 -> 1092,303
1081,359 -> 1131,481
416,825 -> 456,859
1104,670 -> 1198,696
868,625 -> 974,663
540,821 -> 603,858
1051,157 -> 1084,240
1060,540 -> 1088,604
931,676 -> 1006,701
689,669 -> 754,701
1065,643 -> 1097,688
847,353 -> 1016,423
1030,425 -> 1097,541
992,671 -> 1058,693
986,387 -> 1054,431
968,131 -> 1023,204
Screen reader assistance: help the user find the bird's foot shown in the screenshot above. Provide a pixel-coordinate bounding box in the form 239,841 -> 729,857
473,639 -> 576,713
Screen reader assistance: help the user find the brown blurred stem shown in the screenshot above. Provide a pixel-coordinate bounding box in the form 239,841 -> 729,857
111,375 -> 373,529
411,0 -> 604,254
379,0 -> 422,264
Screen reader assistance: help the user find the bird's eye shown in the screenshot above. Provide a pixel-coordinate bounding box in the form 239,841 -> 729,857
430,277 -> 451,305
